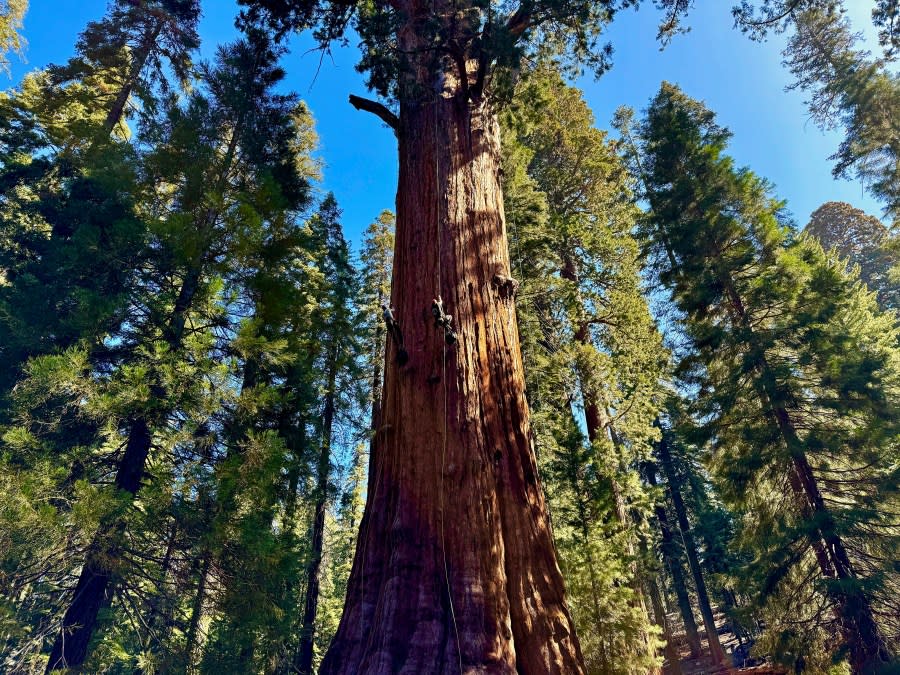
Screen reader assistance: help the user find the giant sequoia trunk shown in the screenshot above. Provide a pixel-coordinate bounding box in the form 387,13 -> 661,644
321,76 -> 583,674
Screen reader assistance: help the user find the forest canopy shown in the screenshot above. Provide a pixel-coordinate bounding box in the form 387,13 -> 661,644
0,1 -> 898,674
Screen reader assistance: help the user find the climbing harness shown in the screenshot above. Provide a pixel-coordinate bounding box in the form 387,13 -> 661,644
381,303 -> 409,365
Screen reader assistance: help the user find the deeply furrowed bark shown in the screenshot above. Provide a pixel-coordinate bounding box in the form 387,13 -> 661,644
321,72 -> 584,674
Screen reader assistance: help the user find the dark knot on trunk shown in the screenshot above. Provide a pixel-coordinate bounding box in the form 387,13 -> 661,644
492,273 -> 519,300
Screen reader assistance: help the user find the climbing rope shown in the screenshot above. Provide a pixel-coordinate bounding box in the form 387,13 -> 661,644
433,67 -> 464,675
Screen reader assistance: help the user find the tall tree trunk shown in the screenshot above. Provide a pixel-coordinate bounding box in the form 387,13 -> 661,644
45,267 -> 202,673
184,552 -> 212,673
560,254 -> 656,666
647,573 -> 683,675
720,278 -> 891,673
645,463 -> 702,659
321,75 -> 583,674
103,19 -> 165,134
656,436 -> 727,666
295,342 -> 338,674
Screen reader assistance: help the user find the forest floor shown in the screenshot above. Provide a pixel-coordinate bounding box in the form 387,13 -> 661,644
667,609 -> 785,675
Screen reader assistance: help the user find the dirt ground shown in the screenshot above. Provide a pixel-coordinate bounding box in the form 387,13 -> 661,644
665,609 -> 785,675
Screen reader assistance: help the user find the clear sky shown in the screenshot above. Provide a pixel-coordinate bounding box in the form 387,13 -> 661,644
5,1 -> 887,248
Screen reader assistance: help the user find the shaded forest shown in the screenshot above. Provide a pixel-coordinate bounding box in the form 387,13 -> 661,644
0,0 -> 898,673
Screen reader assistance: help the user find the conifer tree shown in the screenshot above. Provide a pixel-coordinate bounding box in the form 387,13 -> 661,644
641,459 -> 704,660
190,144 -> 322,672
733,2 -> 900,226
0,61 -> 148,398
653,427 -> 726,666
34,35 -> 314,672
805,201 -> 900,312
502,69 -> 669,673
0,0 -> 26,74
47,0 -> 201,136
295,194 -> 363,674
236,0 -> 693,668
636,82 -> 900,673
785,6 -> 900,226
359,210 -> 395,445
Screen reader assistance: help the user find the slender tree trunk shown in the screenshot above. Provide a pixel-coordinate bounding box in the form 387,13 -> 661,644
295,342 -> 338,674
45,267 -> 202,673
45,416 -> 153,672
560,254 -> 656,667
720,279 -> 891,673
184,552 -> 212,673
321,57 -> 583,674
656,435 -> 727,666
647,574 -> 683,675
103,19 -> 164,134
645,463 -> 702,658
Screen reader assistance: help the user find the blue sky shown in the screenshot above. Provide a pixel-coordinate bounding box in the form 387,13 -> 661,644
5,1 -> 886,248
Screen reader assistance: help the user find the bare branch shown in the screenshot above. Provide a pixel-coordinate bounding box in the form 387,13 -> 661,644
348,94 -> 399,132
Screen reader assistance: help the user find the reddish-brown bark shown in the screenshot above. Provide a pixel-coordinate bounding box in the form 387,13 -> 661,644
321,70 -> 583,674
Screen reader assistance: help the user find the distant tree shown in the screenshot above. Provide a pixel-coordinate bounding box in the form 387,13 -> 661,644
503,69 -> 669,673
805,201 -> 900,311
47,0 -> 201,135
0,0 -> 26,74
295,195 -> 363,674
358,210 -> 395,451
733,0 -> 899,55
732,2 -> 900,226
786,7 -> 900,225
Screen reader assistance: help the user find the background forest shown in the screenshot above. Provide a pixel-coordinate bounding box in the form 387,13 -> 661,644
0,0 -> 898,674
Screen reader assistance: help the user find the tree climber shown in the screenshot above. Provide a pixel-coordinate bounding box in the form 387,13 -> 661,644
382,303 -> 409,365
431,296 -> 457,345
